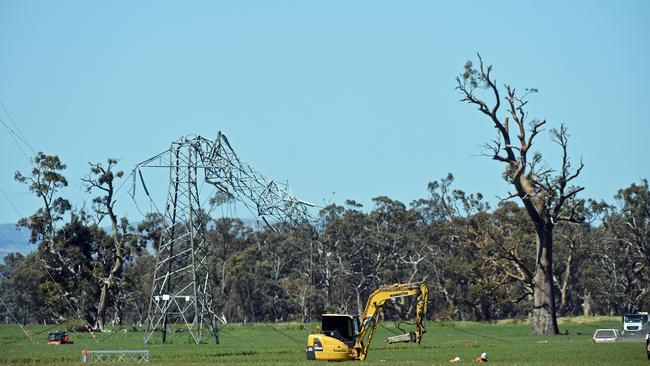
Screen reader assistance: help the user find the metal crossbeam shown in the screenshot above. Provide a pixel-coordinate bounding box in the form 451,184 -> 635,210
82,350 -> 149,363
204,132 -> 314,226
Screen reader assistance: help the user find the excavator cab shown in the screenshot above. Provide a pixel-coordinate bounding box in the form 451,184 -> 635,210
321,314 -> 360,344
306,314 -> 361,361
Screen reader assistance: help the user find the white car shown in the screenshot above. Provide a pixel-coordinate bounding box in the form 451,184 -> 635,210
592,329 -> 620,343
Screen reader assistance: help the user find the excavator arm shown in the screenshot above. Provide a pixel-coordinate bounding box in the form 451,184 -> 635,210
351,282 -> 429,360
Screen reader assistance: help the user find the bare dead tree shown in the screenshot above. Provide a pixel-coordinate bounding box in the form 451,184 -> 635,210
456,55 -> 585,335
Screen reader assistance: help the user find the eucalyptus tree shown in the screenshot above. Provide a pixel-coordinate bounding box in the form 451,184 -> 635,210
0,253 -> 47,324
611,180 -> 650,310
412,174 -> 503,320
14,153 -> 71,268
13,153 -> 86,321
595,180 -> 650,312
313,203 -> 348,312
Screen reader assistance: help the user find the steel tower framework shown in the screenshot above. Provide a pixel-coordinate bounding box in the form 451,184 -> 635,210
134,133 -> 313,345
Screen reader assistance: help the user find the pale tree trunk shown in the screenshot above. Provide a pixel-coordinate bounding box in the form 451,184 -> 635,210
355,287 -> 363,316
532,228 -> 559,335
581,291 -> 592,316
96,291 -> 107,330
220,260 -> 227,295
96,243 -> 123,330
299,286 -> 308,323
95,205 -> 124,331
112,303 -> 122,326
559,250 -> 573,316
558,229 -> 579,316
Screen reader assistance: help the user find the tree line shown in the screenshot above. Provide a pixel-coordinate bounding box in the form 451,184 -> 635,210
0,57 -> 648,335
0,153 -> 647,330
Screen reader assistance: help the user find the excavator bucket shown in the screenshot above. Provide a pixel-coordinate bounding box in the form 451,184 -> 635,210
386,332 -> 417,344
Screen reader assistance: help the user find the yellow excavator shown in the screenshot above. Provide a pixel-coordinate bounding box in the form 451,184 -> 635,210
306,282 -> 429,361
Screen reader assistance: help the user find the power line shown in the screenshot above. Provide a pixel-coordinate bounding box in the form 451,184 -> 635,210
0,182 -> 24,247
0,323 -> 59,346
0,116 -> 31,162
0,185 -> 23,219
260,322 -> 304,344
0,325 -> 50,346
438,323 -> 512,343
0,100 -> 100,217
0,101 -> 131,343
0,100 -> 35,153
0,231 -> 19,246
32,248 -> 99,343
0,297 -> 35,344
0,182 -> 99,344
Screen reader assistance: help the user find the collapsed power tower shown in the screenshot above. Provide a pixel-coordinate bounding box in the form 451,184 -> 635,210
133,132 -> 313,345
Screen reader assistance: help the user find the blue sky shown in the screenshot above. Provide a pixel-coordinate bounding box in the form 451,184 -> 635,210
1,1 -> 648,225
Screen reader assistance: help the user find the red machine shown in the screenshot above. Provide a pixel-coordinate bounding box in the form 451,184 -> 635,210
47,331 -> 73,345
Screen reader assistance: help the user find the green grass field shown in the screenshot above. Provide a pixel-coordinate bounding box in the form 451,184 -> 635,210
0,317 -> 647,365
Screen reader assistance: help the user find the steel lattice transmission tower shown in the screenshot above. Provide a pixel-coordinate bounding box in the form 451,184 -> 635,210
133,132 -> 313,345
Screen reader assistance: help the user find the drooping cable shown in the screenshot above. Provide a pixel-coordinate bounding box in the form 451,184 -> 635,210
0,99 -> 35,153
0,297 -> 36,344
0,182 -> 99,343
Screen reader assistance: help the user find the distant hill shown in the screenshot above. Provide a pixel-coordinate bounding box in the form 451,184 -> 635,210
0,223 -> 32,259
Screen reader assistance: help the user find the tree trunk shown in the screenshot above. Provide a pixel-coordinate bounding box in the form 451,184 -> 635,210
558,234 -> 577,316
532,227 -> 559,335
581,291 -> 592,316
300,287 -> 308,323
355,287 -> 362,316
96,258 -> 122,331
220,260 -> 227,295
95,216 -> 124,331
113,304 -> 122,326
96,288 -> 107,330
559,248 -> 573,316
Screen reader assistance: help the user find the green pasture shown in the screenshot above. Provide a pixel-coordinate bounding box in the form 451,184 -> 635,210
0,317 -> 647,365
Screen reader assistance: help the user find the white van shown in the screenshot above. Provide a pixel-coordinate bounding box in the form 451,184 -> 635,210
623,312 -> 649,335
